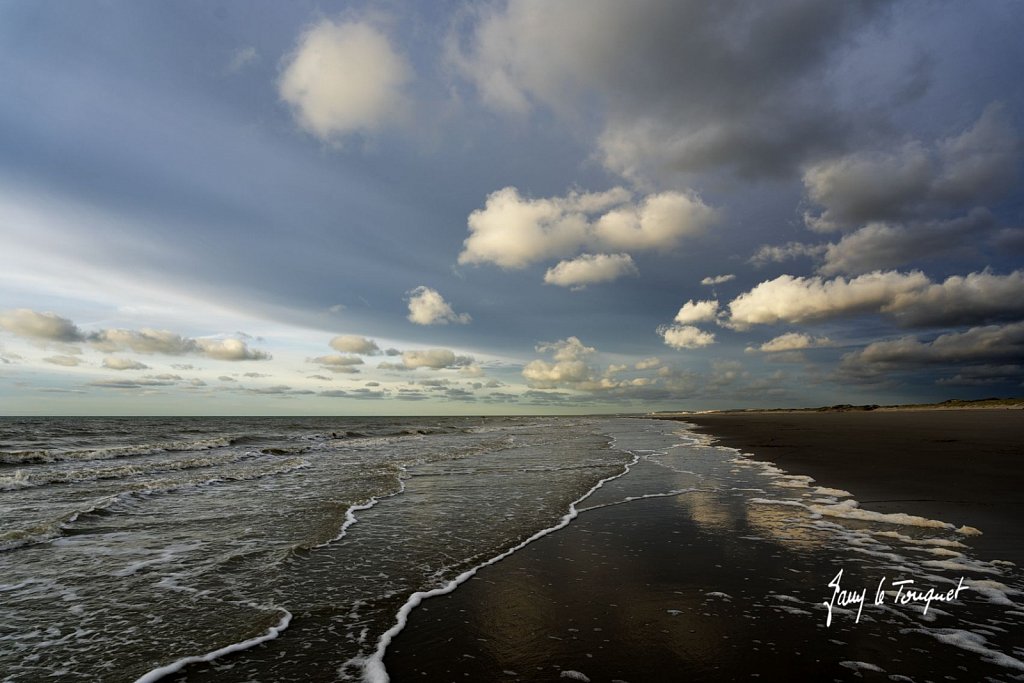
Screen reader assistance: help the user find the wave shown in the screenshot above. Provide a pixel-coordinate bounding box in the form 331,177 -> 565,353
0,457 -> 310,552
133,609 -> 292,683
0,436 -> 235,466
0,450 -> 265,491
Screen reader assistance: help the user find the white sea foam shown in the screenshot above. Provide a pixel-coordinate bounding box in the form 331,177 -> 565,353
358,451 -> 642,683
966,579 -> 1020,606
809,499 -> 982,535
870,530 -> 967,549
813,486 -> 852,498
903,628 -> 1024,672
577,487 -> 700,513
748,497 -> 807,508
559,671 -> 591,681
133,609 -> 292,683
313,467 -> 408,550
839,660 -> 885,673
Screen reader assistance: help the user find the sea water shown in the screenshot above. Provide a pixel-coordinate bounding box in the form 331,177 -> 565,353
0,416 -> 631,681
1,416 -> 1021,681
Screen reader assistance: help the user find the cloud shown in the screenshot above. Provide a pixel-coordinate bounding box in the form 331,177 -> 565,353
399,348 -> 474,370
887,269 -> 1024,327
803,104 -> 1019,232
85,325 -> 271,361
749,242 -> 827,266
543,253 -> 637,288
634,357 -> 662,370
818,208 -> 995,275
727,269 -> 1024,329
839,322 -> 1024,378
227,46 -> 258,73
194,338 -> 271,361
310,354 -> 364,373
102,357 -> 149,371
406,286 -> 471,325
376,349 -> 477,372
658,325 -> 715,349
329,335 -> 380,354
246,385 -> 315,396
218,375 -> 237,382
459,187 -> 714,269
754,332 -> 832,353
701,274 -> 735,286
459,363 -> 485,378
279,19 -> 411,142
43,355 -> 83,367
522,336 -> 597,388
90,328 -> 196,355
935,365 -> 1024,387
0,309 -> 84,342
673,299 -> 718,324
453,1 -> 886,181
726,270 -> 929,328
88,378 -> 176,389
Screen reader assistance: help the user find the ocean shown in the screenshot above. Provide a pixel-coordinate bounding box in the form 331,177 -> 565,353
1,416 -> 1021,681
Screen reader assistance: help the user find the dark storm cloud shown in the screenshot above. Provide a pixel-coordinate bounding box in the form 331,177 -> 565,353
455,0 -> 891,180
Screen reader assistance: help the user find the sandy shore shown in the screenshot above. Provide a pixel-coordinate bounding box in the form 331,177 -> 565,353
679,409 -> 1024,566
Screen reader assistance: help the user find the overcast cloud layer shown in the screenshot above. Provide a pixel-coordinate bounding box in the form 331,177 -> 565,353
0,1 -> 1022,414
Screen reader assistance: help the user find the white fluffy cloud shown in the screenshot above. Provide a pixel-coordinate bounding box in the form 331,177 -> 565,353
195,338 -> 271,361
102,356 -> 150,370
659,325 -> 715,349
279,20 -> 411,141
543,253 -> 637,288
726,269 -> 1024,328
522,337 -> 597,387
406,286 -> 471,325
90,328 -> 198,355
726,270 -> 929,328
0,309 -> 83,342
701,274 -> 735,286
329,335 -> 380,354
459,187 -> 714,269
399,348 -> 474,370
803,104 -> 1018,232
755,332 -> 832,353
673,299 -> 718,324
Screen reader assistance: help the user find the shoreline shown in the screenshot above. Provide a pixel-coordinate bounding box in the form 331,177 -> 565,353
674,408 -> 1024,567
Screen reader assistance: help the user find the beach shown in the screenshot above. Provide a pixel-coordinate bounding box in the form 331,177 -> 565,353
383,411 -> 1024,681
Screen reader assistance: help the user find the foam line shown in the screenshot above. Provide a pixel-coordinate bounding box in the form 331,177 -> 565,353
313,467 -> 408,550
360,451 -> 642,683
133,610 -> 292,683
577,487 -> 701,512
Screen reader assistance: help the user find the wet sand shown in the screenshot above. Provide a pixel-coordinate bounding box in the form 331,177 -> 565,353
680,409 -> 1024,566
382,412 -> 1024,681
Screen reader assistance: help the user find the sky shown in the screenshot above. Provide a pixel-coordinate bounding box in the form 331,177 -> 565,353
1,0 -> 1022,415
